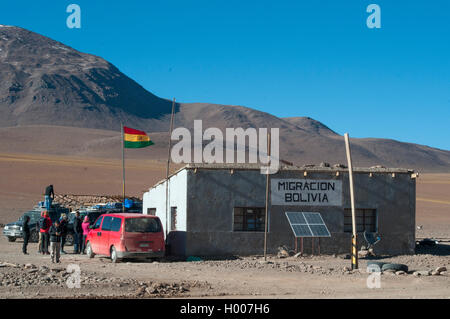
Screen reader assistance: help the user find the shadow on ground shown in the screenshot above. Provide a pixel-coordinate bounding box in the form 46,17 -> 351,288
415,243 -> 450,256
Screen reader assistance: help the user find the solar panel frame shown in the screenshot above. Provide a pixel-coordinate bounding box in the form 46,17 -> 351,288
284,212 -> 331,238
309,224 -> 331,237
286,212 -> 307,225
303,212 -> 325,224
291,224 -> 313,237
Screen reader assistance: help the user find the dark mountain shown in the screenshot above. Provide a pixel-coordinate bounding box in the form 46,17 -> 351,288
0,25 -> 449,172
0,25 -> 176,131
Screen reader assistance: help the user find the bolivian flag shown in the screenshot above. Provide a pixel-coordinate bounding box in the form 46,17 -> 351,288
123,126 -> 154,148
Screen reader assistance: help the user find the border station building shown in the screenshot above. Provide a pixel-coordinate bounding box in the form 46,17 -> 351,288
142,163 -> 417,256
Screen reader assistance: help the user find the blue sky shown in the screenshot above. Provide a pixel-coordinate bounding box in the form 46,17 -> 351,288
1,1 -> 449,149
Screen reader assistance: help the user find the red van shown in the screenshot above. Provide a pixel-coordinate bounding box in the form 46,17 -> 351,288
85,213 -> 165,263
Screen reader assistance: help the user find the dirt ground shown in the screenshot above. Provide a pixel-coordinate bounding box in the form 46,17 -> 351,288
0,236 -> 449,299
0,152 -> 449,299
416,173 -> 450,239
0,152 -> 172,225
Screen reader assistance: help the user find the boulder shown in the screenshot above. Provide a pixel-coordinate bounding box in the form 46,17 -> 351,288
39,265 -> 49,272
358,250 -> 369,258
277,246 -> 290,258
435,266 -> 447,274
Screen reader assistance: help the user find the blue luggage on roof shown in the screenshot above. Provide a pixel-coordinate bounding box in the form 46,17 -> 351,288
124,198 -> 133,209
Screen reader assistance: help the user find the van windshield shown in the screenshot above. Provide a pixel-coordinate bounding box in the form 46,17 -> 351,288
125,218 -> 161,233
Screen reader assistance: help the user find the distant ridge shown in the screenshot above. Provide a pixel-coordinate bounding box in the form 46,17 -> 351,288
0,26 -> 449,172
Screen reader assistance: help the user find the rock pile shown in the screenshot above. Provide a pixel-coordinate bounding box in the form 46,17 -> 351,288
53,194 -> 141,211
135,282 -> 190,297
0,261 -> 191,298
413,266 -> 447,277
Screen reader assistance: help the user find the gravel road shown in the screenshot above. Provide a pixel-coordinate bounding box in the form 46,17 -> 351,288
0,232 -> 449,299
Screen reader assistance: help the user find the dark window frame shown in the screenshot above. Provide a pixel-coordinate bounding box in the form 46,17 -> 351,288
233,207 -> 265,232
344,208 -> 377,233
147,208 -> 156,216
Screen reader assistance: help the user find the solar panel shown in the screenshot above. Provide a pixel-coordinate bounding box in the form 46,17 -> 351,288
285,212 -> 331,237
291,224 -> 313,237
309,224 -> 331,237
286,212 -> 306,224
303,212 -> 324,224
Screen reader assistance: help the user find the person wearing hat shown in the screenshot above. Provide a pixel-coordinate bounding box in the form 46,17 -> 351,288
81,216 -> 90,254
39,211 -> 51,255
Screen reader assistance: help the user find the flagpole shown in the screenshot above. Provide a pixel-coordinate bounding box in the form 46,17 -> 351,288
264,131 -> 271,261
165,98 -> 176,238
121,122 -> 125,212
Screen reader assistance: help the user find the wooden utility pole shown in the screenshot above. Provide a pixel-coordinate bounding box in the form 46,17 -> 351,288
263,131 -> 271,261
165,98 -> 176,237
121,123 -> 125,212
344,133 -> 358,269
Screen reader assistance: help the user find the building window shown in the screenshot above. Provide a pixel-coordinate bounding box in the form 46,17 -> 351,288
147,208 -> 156,216
170,207 -> 177,231
233,207 -> 265,232
344,209 -> 377,233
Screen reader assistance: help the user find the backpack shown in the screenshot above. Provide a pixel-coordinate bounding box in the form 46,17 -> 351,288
39,217 -> 47,230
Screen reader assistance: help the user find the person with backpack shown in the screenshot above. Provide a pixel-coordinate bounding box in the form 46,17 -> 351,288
49,220 -> 62,263
39,211 -> 51,254
22,215 -> 30,255
59,214 -> 68,254
73,211 -> 83,254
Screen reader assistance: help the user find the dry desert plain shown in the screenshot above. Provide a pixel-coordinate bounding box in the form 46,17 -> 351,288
0,150 -> 449,298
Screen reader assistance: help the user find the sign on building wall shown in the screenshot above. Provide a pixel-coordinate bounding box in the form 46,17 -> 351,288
271,179 -> 342,206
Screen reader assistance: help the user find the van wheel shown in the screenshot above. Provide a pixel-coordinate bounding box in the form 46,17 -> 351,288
110,246 -> 120,263
7,237 -> 16,242
86,242 -> 95,258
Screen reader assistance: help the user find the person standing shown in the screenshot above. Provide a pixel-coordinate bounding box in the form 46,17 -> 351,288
37,211 -> 44,253
73,211 -> 83,254
44,185 -> 55,211
22,215 -> 30,255
59,214 -> 68,254
39,211 -> 51,255
81,216 -> 90,254
49,220 -> 62,263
